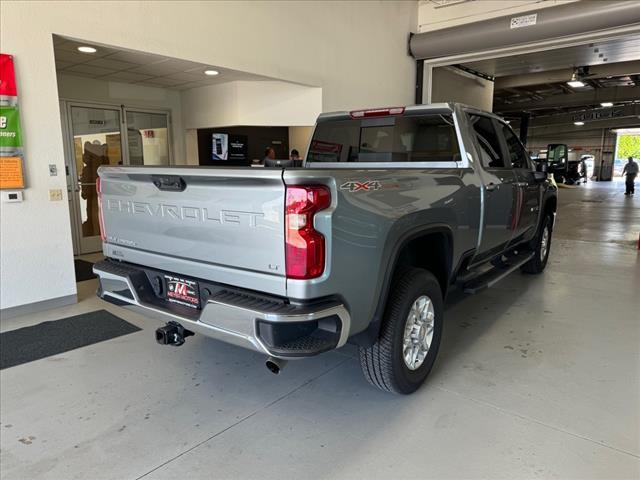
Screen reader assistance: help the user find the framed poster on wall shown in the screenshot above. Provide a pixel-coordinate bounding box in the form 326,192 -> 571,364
0,53 -> 25,189
228,135 -> 248,161
0,156 -> 24,189
211,133 -> 228,160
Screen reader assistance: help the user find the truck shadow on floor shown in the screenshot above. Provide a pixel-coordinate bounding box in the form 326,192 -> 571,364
431,272 -> 547,381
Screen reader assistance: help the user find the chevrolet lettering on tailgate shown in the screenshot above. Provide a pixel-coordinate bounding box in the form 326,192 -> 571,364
106,199 -> 264,227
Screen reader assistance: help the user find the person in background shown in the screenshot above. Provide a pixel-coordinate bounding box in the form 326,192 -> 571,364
80,141 -> 109,236
263,147 -> 276,163
622,156 -> 638,196
290,149 -> 300,161
580,156 -> 588,184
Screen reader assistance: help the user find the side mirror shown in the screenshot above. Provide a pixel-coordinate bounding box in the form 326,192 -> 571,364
533,170 -> 548,183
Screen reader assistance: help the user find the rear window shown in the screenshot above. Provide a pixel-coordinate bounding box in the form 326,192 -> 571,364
307,115 -> 459,163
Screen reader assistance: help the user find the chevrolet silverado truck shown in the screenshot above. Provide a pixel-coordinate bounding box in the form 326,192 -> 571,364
94,103 -> 557,394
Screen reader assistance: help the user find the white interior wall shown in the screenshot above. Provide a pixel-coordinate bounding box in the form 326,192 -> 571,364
236,82 -> 321,127
184,129 -> 199,165
418,0 -> 578,33
0,0 -> 418,311
288,126 -> 315,158
180,82 -> 239,131
57,74 -> 186,165
181,81 -> 321,130
431,67 -> 494,111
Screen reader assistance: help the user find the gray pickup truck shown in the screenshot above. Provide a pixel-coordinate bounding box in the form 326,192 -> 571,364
94,103 -> 557,394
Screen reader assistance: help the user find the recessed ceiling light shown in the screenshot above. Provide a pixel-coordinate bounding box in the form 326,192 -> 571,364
600,102 -> 613,107
567,71 -> 585,88
77,46 -> 97,54
204,69 -> 219,76
574,121 -> 585,126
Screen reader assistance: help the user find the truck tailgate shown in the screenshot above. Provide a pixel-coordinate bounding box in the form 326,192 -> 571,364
98,166 -> 286,294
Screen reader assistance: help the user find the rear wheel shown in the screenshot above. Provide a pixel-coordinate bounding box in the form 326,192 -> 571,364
359,268 -> 443,394
521,214 -> 553,274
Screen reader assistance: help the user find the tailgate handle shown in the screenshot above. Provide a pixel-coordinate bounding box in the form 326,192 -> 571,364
152,175 -> 186,192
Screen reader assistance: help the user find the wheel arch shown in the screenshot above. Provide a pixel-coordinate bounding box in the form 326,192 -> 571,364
544,195 -> 557,215
542,193 -> 557,229
349,224 -> 454,347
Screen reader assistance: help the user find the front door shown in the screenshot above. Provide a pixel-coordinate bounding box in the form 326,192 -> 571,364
63,104 -> 124,255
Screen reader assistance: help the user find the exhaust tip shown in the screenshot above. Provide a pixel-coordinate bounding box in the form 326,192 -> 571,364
265,357 -> 287,375
155,329 -> 167,345
266,360 -> 280,374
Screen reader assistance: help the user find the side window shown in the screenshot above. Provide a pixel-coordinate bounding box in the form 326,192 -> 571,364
500,124 -> 530,169
468,114 -> 506,168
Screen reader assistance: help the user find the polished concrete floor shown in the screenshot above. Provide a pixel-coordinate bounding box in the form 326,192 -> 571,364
1,180 -> 639,479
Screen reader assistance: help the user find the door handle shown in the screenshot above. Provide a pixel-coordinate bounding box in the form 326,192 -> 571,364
152,175 -> 186,192
486,183 -> 497,192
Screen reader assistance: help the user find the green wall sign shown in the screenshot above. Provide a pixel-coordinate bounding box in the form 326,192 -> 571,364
0,106 -> 23,148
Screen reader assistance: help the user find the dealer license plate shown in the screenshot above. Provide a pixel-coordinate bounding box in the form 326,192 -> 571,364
164,274 -> 200,309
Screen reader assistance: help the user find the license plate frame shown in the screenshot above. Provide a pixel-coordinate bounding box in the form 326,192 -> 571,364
164,274 -> 200,309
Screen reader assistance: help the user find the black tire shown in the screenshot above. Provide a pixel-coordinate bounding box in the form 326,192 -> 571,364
521,214 -> 553,274
359,268 -> 443,394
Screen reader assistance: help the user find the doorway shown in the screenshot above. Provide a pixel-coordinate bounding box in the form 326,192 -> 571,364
61,101 -> 172,255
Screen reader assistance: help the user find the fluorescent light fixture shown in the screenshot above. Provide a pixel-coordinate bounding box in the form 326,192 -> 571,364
574,121 -> 585,126
77,46 -> 97,54
600,102 -> 613,107
204,69 -> 219,76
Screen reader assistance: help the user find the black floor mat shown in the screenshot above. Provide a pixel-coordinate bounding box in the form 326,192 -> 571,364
74,259 -> 97,282
0,310 -> 141,370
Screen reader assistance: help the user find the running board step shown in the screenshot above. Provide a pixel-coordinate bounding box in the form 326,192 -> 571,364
463,252 -> 534,294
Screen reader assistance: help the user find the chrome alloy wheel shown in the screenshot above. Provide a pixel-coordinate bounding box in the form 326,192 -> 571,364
540,225 -> 550,261
402,295 -> 435,370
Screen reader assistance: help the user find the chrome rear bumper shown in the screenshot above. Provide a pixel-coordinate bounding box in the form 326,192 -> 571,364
94,260 -> 350,358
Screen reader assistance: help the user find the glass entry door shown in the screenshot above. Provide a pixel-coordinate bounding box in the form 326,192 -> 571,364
124,109 -> 171,166
62,102 -> 172,255
65,104 -> 123,255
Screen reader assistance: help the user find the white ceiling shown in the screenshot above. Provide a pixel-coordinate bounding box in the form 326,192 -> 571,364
53,36 -> 271,90
461,35 -> 640,77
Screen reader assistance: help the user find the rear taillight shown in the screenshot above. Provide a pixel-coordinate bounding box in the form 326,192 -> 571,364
285,185 -> 331,279
96,176 -> 106,242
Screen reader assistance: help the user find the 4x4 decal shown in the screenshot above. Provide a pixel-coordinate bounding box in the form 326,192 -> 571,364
340,180 -> 382,192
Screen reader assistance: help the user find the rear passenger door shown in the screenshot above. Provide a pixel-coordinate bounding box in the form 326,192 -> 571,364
499,122 -> 540,244
467,113 -> 517,263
